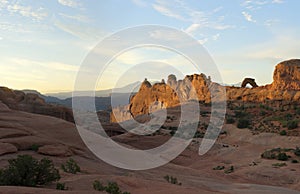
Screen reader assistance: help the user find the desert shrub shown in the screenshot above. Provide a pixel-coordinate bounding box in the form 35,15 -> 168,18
61,158 -> 80,174
287,120 -> 298,130
29,144 -> 41,152
272,163 -> 287,167
213,166 -> 225,170
93,180 -> 106,191
168,126 -> 178,131
0,155 -> 60,187
224,166 -> 234,174
277,153 -> 289,161
237,118 -> 250,129
234,111 -> 247,118
170,130 -> 175,136
285,113 -> 293,120
280,130 -> 287,136
164,175 -> 182,185
226,117 -> 235,124
296,108 -> 300,115
260,104 -> 273,111
93,180 -> 130,194
260,110 -> 267,116
193,131 -> 204,138
294,147 -> 300,156
261,150 -> 277,159
56,182 -> 68,190
291,159 -> 299,163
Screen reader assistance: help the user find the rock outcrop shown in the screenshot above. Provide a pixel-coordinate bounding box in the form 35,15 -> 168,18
271,59 -> 300,90
111,59 -> 300,123
0,87 -> 74,122
111,74 -> 214,122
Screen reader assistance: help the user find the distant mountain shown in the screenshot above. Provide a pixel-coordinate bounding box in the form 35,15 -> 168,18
22,81 -> 140,111
58,93 -> 133,112
21,89 -> 62,104
221,82 -> 242,87
45,81 -> 141,99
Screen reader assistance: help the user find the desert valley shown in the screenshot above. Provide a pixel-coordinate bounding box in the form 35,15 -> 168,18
0,59 -> 300,193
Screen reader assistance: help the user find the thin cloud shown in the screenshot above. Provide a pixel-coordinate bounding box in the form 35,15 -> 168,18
54,21 -> 105,41
6,4 -> 47,20
152,4 -> 184,20
272,0 -> 284,3
0,0 -> 8,9
212,33 -> 220,41
152,0 -> 232,34
242,0 -> 285,10
131,0 -> 147,7
9,58 -> 79,72
242,11 -> 256,22
59,13 -> 90,23
57,0 -> 80,8
185,23 -> 201,34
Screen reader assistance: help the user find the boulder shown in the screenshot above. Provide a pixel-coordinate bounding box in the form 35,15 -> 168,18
38,144 -> 73,157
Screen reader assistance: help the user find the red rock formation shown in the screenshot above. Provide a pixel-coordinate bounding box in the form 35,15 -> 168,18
0,87 -> 74,122
111,59 -> 300,123
241,78 -> 258,88
271,59 -> 300,90
129,78 -> 180,118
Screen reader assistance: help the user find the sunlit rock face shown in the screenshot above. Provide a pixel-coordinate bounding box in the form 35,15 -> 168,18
111,59 -> 300,123
271,59 -> 300,90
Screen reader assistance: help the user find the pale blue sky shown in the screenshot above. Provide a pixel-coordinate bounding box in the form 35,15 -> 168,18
0,0 -> 299,93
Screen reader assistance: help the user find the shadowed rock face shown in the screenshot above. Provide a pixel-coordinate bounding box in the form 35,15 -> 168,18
111,59 -> 300,123
0,87 -> 74,122
241,78 -> 259,88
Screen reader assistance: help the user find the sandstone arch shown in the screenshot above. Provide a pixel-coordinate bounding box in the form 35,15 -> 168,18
241,78 -> 258,88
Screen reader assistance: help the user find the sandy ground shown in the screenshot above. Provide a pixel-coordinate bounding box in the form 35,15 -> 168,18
1,103 -> 300,193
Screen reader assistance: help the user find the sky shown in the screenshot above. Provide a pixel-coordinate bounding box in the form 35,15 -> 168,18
0,0 -> 299,93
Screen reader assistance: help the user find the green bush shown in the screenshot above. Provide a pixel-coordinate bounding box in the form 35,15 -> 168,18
277,153 -> 289,161
237,118 -> 250,129
224,166 -> 234,174
294,147 -> 300,156
93,180 -> 130,194
56,182 -> 68,190
61,158 -> 81,174
0,155 -> 60,187
261,150 -> 277,159
291,159 -> 299,163
234,111 -> 247,118
260,110 -> 267,116
280,130 -> 287,136
164,175 -> 182,185
193,131 -> 204,138
29,144 -> 40,152
213,166 -> 225,170
287,120 -> 298,130
226,117 -> 235,124
93,180 -> 106,191
272,163 -> 287,167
